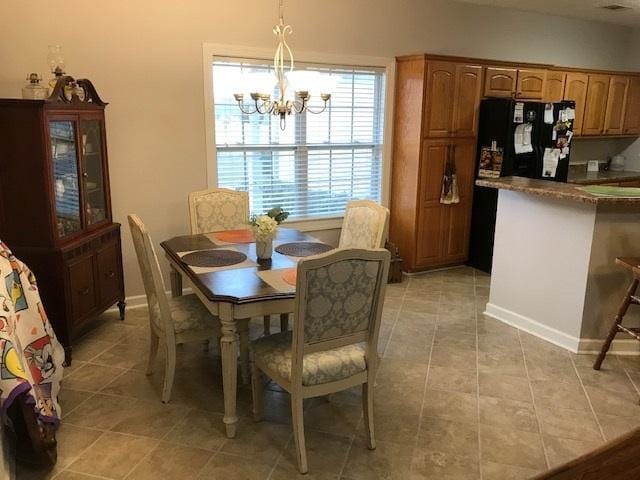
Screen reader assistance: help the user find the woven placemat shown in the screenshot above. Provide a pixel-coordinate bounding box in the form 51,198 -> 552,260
181,249 -> 247,267
275,242 -> 333,257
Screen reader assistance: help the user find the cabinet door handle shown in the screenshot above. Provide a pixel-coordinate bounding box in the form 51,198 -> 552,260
105,271 -> 115,278
78,287 -> 90,296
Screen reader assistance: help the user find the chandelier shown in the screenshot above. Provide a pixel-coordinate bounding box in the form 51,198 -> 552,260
233,0 -> 332,130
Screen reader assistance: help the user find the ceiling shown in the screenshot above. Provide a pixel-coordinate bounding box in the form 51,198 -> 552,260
455,0 -> 640,27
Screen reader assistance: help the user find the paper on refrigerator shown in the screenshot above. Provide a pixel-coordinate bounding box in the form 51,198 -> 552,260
514,123 -> 533,154
542,148 -> 561,178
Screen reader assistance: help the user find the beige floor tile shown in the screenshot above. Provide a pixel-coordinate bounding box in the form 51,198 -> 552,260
478,372 -> 532,403
410,449 -> 480,480
197,452 -> 273,480
416,417 -> 479,459
439,292 -> 477,308
422,389 -> 478,424
62,363 -> 128,392
92,339 -> 152,371
64,394 -> 142,430
479,396 -> 538,433
426,365 -> 477,394
437,303 -> 476,319
433,329 -> 476,349
401,299 -> 440,315
274,431 -> 352,478
303,397 -> 362,437
220,419 -> 291,462
15,464 -> 62,480
58,389 -> 92,418
126,441 -> 213,479
596,413 -> 640,441
358,405 -> 421,445
71,339 -> 114,362
162,409 -> 227,451
524,356 -> 580,385
54,424 -> 105,469
111,400 -> 191,439
430,345 -> 477,371
529,379 -> 592,412
403,290 -> 441,303
477,350 -> 526,377
52,471 -> 102,480
435,315 -> 477,335
80,320 -> 140,344
342,439 -> 414,480
477,333 -> 521,354
583,384 -> 640,417
66,431 -> 158,479
480,424 -> 547,470
62,361 -> 87,379
576,365 -> 638,396
476,316 -> 519,337
543,434 -> 602,468
480,460 -> 541,480
100,369 -> 164,402
535,405 -> 603,442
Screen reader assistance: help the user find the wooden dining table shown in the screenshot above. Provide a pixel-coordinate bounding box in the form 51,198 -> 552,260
160,228 -> 328,438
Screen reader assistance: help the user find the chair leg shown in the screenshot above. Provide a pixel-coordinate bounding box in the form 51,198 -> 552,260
239,319 -> 250,385
263,315 -> 271,336
291,395 -> 308,474
280,313 -> 289,332
161,342 -> 177,403
362,380 -> 376,450
251,362 -> 264,422
146,332 -> 160,376
594,279 -> 639,370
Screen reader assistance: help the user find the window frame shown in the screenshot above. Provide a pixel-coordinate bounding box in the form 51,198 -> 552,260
202,43 -> 395,231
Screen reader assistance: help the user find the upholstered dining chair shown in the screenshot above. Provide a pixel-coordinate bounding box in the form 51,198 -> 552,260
128,214 -> 221,403
188,187 -> 250,234
251,248 -> 390,474
338,200 -> 390,249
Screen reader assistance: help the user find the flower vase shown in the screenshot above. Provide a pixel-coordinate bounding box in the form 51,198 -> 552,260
256,237 -> 273,260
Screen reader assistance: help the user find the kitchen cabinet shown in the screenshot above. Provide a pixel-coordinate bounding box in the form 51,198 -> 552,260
515,69 -> 547,99
603,76 -> 629,135
623,76 -> 640,135
484,67 -> 517,97
0,77 -> 125,363
583,74 -> 610,136
564,72 -> 589,136
424,61 -> 482,138
544,71 -> 566,102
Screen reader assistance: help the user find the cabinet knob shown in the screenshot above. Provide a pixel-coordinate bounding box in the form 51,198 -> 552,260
105,271 -> 115,278
83,172 -> 88,178
78,287 -> 90,295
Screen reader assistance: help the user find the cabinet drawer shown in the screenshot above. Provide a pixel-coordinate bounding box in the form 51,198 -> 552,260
97,242 -> 122,305
68,255 -> 96,320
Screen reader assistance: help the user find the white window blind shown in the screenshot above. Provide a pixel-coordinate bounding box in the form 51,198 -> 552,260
212,58 -> 385,220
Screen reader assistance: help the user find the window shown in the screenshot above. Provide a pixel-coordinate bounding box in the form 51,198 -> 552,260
211,58 -> 386,220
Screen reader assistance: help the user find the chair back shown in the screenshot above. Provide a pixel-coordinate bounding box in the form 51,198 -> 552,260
127,214 -> 174,337
338,200 -> 390,249
291,248 -> 390,381
188,188 -> 250,234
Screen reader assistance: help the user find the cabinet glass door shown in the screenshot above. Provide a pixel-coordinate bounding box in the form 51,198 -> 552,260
50,120 -> 82,237
80,119 -> 107,226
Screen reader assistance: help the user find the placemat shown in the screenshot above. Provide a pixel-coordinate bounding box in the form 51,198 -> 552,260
215,229 -> 255,244
256,269 -> 296,293
282,268 -> 297,286
275,242 -> 333,257
579,185 -> 640,197
181,249 -> 247,267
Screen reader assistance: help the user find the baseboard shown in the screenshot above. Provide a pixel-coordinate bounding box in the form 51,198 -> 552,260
106,287 -> 193,313
484,303 -> 640,356
484,303 -> 581,353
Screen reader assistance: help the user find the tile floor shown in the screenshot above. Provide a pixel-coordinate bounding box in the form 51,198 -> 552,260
16,267 -> 640,479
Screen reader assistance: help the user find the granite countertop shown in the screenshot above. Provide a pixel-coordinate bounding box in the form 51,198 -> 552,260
475,176 -> 640,205
567,170 -> 640,185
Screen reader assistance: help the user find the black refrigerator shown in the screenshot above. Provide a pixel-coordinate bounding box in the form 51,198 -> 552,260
467,98 -> 576,273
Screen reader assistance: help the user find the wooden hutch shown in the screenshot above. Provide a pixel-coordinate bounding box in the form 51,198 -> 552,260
0,76 -> 125,362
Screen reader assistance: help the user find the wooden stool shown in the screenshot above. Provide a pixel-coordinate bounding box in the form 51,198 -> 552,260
593,257 -> 640,370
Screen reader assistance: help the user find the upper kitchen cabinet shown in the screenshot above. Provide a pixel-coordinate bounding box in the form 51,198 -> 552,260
603,76 -> 629,135
563,72 -> 588,136
623,76 -> 640,135
544,71 -> 566,102
484,66 -> 517,97
582,74 -> 610,136
515,69 -> 547,99
423,61 -> 482,138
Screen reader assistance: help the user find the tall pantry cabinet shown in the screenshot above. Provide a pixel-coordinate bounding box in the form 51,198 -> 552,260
391,56 -> 481,271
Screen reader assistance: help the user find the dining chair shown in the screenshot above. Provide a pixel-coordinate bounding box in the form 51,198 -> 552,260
338,200 -> 390,249
250,248 -> 390,474
128,214 -> 221,403
188,187 -> 250,235
187,188 -> 279,336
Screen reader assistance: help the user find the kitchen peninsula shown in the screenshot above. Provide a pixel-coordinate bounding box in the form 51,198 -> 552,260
478,176 -> 640,354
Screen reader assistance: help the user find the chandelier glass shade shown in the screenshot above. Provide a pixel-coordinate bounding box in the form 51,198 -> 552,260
233,0 -> 332,129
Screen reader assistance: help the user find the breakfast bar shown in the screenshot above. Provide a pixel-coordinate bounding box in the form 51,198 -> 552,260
477,176 -> 640,354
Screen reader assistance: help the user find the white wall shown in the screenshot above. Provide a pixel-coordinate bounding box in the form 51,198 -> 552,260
0,0 -> 636,298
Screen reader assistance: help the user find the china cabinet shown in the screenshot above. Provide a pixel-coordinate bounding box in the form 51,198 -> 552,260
0,76 -> 124,362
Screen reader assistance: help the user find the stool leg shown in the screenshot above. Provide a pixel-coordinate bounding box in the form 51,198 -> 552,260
594,279 -> 639,370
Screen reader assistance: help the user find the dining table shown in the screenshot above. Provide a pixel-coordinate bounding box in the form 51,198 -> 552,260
160,227 -> 332,438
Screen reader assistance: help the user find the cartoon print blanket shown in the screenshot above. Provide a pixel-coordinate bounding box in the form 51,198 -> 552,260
0,241 -> 64,425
